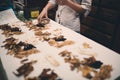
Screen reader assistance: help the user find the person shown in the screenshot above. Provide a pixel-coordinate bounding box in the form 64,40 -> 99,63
38,0 -> 92,32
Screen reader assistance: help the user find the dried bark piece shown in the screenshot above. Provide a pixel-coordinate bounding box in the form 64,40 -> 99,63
45,55 -> 60,67
13,60 -> 37,77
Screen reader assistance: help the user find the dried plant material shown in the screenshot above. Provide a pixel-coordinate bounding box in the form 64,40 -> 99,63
59,50 -> 72,57
1,37 -> 18,50
36,23 -> 45,27
48,39 -> 57,46
25,68 -> 62,80
3,37 -> 17,43
59,50 -> 112,79
43,36 -> 50,41
0,24 -> 11,30
26,23 -> 51,41
33,27 -> 42,31
14,48 -> 40,59
83,42 -> 92,49
92,65 -> 113,80
37,25 -> 49,30
55,42 -> 65,48
13,60 -> 37,77
80,66 -> 93,79
59,50 -> 81,71
41,31 -> 51,36
34,30 -> 42,36
90,61 -> 103,69
0,24 -> 23,37
52,35 -> 66,42
25,21 -> 74,48
64,40 -> 74,45
25,21 -> 33,27
21,58 -> 29,63
40,18 -> 50,25
25,21 -> 50,41
81,56 -> 103,69
25,21 -> 37,30
35,22 -> 49,30
56,40 -> 74,48
45,55 -> 60,67
66,56 -> 81,71
78,49 -> 97,57
0,19 -> 114,80
81,56 -> 96,65
38,68 -> 62,80
25,77 -> 38,80
35,31 -> 51,41
2,37 -> 40,59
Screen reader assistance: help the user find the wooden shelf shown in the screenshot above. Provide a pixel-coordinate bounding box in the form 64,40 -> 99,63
80,0 -> 120,53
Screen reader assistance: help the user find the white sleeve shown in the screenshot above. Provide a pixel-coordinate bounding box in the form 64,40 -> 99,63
48,0 -> 56,5
81,0 -> 92,17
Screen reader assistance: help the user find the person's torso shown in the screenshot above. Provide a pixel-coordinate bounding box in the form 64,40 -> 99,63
55,0 -> 81,31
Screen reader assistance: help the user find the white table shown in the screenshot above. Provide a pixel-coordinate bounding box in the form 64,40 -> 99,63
0,9 -> 120,80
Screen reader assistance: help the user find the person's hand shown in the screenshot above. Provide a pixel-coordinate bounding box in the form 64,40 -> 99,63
37,8 -> 48,23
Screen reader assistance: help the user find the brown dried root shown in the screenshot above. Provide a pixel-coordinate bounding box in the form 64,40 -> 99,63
92,65 -> 113,80
13,60 -> 37,77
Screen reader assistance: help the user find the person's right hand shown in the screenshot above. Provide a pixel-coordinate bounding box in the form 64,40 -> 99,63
37,8 -> 48,23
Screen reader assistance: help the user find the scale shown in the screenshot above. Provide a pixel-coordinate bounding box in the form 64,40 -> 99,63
14,0 -> 48,19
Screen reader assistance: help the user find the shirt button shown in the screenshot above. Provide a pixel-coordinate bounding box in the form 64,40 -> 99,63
57,15 -> 59,17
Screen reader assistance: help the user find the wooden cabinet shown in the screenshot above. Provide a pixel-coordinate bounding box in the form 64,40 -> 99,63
113,25 -> 120,53
80,0 -> 120,53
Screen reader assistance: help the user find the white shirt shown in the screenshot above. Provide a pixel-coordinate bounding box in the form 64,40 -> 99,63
49,0 -> 92,32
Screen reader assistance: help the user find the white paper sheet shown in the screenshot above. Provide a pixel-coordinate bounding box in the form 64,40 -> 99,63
0,9 -> 19,25
0,19 -> 120,80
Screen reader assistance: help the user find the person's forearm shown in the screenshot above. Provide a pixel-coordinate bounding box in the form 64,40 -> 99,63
43,2 -> 55,11
66,0 -> 86,13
